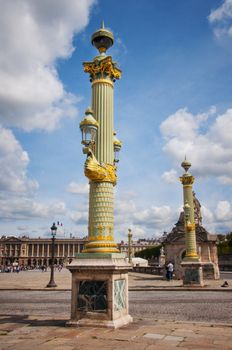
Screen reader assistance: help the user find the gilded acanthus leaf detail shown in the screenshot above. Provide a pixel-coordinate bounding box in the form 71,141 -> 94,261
83,56 -> 121,80
84,150 -> 117,185
179,175 -> 195,185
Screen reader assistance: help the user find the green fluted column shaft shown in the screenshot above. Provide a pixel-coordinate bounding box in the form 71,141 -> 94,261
183,184 -> 198,260
92,80 -> 114,164
184,185 -> 198,259
84,79 -> 118,253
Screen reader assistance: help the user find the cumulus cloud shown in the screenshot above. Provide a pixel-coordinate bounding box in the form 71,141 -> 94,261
0,124 -> 67,221
133,205 -> 175,229
0,195 -> 67,221
0,0 -> 96,224
209,0 -> 232,22
0,125 -> 38,193
67,181 -> 89,194
160,107 -> 232,183
0,0 -> 95,131
199,201 -> 232,233
215,200 -> 232,221
114,194 -> 177,239
69,210 -> 88,225
161,169 -> 178,184
201,205 -> 214,225
208,0 -> 232,38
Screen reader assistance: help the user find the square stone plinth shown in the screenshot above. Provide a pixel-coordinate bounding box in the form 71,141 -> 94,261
181,261 -> 204,287
66,253 -> 133,329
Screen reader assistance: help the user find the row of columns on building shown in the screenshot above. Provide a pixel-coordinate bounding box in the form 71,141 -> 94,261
28,243 -> 81,258
2,242 -> 82,258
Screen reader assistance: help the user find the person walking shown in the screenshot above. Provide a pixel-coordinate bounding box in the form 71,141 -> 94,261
167,261 -> 174,281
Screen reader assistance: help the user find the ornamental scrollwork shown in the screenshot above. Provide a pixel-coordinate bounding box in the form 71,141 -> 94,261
83,56 -> 121,80
179,175 -> 195,185
84,150 -> 117,185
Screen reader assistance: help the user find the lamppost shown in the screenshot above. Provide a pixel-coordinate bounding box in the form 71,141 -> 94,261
128,229 -> 133,264
180,158 -> 204,286
179,159 -> 199,262
46,222 -> 57,288
66,22 -> 132,328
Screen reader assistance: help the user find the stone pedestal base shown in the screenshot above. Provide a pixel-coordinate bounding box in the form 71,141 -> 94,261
66,253 -> 133,329
181,261 -> 204,287
202,262 -> 220,280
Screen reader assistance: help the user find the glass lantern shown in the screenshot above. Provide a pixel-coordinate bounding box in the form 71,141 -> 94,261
50,222 -> 57,238
113,132 -> 122,163
80,108 -> 98,147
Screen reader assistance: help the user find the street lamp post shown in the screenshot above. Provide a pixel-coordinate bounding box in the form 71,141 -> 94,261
46,222 -> 57,288
66,22 -> 132,328
128,229 -> 133,264
180,159 -> 204,286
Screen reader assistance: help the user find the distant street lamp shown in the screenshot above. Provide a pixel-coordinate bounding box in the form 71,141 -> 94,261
46,222 -> 57,288
128,229 -> 133,264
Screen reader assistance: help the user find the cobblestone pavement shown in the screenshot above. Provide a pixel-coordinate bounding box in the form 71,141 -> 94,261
0,314 -> 232,350
0,270 -> 232,349
0,289 -> 232,323
0,269 -> 231,291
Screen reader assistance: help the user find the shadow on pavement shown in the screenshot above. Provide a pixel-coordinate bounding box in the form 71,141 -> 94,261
0,314 -> 67,327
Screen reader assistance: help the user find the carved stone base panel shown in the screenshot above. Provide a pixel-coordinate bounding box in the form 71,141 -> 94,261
77,280 -> 107,313
66,256 -> 132,329
181,262 -> 204,287
202,262 -> 220,280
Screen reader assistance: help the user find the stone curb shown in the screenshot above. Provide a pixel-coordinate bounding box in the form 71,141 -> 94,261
0,287 -> 231,292
129,287 -> 232,292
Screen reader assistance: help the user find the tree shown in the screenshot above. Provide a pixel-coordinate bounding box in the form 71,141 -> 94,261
134,245 -> 161,259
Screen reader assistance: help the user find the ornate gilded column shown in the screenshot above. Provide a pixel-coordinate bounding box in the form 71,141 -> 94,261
180,158 -> 204,286
180,159 -> 199,261
80,22 -> 121,254
67,22 -> 132,329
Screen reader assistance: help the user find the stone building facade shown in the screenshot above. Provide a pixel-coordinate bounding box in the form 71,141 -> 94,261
0,236 -> 159,269
0,236 -> 88,268
163,194 -> 220,280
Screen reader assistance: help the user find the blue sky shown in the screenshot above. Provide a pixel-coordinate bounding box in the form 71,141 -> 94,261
0,0 -> 232,240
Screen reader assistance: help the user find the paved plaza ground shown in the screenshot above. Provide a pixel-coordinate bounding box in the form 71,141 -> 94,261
0,269 -> 232,349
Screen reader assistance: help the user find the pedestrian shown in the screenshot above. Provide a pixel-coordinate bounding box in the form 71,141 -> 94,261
166,261 -> 174,281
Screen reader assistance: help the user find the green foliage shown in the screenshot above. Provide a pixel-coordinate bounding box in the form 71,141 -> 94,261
134,245 -> 161,259
217,232 -> 232,255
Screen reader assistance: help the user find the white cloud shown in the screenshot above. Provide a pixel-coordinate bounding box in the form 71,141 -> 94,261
160,107 -> 232,183
208,0 -> 232,38
133,205 -> 174,228
0,0 -> 96,131
67,181 -> 89,194
208,0 -> 232,22
0,195 -> 67,221
201,205 -> 214,224
0,124 -> 68,221
215,200 -> 232,221
0,125 -> 38,193
161,169 -> 178,184
69,210 -> 88,225
115,194 -> 176,236
199,201 -> 232,233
